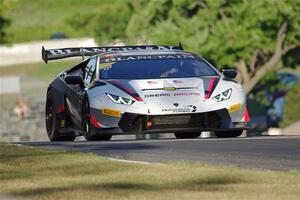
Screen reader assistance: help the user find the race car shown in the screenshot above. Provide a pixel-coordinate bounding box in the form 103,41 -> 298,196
42,45 -> 250,141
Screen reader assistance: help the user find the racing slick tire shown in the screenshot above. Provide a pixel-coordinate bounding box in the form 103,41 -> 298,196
45,89 -> 76,141
82,96 -> 112,141
174,132 -> 201,139
214,130 -> 243,138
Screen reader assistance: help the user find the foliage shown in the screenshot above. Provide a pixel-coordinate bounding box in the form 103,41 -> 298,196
5,0 -> 125,42
127,0 -> 300,63
3,0 -> 300,102
283,47 -> 300,68
126,0 -> 300,94
251,70 -> 287,106
281,80 -> 300,127
0,0 -> 10,44
93,2 -> 132,44
66,2 -> 132,44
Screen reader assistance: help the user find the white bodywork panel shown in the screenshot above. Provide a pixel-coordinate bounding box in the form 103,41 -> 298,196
87,77 -> 246,127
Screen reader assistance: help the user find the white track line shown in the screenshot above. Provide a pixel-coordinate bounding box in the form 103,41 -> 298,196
104,157 -> 165,165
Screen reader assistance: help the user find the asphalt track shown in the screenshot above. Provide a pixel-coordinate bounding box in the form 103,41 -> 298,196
19,136 -> 300,170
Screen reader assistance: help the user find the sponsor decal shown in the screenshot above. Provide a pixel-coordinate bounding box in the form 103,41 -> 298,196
145,92 -> 200,98
163,87 -> 177,91
47,46 -> 183,56
174,92 -> 200,96
102,108 -> 121,117
188,105 -> 197,112
144,93 -> 171,98
102,54 -> 195,63
228,103 -> 241,113
162,108 -> 191,113
162,105 -> 197,113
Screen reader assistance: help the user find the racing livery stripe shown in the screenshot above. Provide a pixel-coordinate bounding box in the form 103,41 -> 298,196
107,80 -> 143,101
205,77 -> 219,99
90,115 -> 102,128
90,114 -> 111,128
57,104 -> 65,113
244,107 -> 251,122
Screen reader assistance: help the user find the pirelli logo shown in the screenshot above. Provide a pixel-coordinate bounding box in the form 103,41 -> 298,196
228,103 -> 242,113
102,108 -> 121,117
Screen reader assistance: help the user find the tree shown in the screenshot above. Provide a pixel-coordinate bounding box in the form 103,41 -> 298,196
66,2 -> 132,44
92,3 -> 132,44
0,0 -> 10,44
126,0 -> 300,94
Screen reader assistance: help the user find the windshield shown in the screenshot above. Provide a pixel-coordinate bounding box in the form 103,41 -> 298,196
99,58 -> 219,79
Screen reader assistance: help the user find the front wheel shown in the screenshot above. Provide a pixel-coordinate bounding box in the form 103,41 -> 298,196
174,132 -> 201,139
214,130 -> 243,138
82,96 -> 112,141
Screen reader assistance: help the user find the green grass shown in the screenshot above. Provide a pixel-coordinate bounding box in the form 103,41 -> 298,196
0,142 -> 300,200
5,0 -> 125,43
0,59 -> 79,81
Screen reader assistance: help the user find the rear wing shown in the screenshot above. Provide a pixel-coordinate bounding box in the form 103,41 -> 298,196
41,44 -> 184,63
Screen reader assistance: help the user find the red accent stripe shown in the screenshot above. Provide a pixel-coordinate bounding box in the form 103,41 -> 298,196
108,80 -> 143,102
205,77 -> 216,99
110,80 -> 134,94
244,107 -> 250,122
57,104 -> 65,113
90,115 -> 102,128
134,96 -> 143,101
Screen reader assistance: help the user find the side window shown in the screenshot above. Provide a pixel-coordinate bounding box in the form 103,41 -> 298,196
66,59 -> 89,78
84,57 -> 97,85
68,68 -> 84,77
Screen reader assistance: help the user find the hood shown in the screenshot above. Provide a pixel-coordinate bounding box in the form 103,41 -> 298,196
106,77 -> 221,114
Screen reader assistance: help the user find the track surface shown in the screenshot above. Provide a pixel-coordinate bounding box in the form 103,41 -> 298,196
19,136 -> 300,170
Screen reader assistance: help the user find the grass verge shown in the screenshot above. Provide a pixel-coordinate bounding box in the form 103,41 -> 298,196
0,142 -> 300,200
0,60 -> 80,81
5,0 -> 124,43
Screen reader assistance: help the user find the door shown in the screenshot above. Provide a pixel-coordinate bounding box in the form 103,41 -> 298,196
65,57 -> 97,128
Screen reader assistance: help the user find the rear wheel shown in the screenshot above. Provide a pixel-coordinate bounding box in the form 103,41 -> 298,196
174,132 -> 200,139
214,130 -> 243,138
45,90 -> 75,142
82,96 -> 112,141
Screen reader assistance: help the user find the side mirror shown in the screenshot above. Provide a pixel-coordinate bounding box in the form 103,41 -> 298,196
222,69 -> 238,79
65,75 -> 84,87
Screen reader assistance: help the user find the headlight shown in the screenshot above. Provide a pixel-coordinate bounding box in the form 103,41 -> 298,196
212,88 -> 232,102
106,93 -> 135,105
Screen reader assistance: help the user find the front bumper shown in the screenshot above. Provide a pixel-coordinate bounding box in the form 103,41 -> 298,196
90,108 -> 247,135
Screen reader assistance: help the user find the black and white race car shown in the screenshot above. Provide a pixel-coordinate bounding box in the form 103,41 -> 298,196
42,45 -> 250,141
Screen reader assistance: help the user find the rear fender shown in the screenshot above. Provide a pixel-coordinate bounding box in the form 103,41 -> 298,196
47,86 -> 68,129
